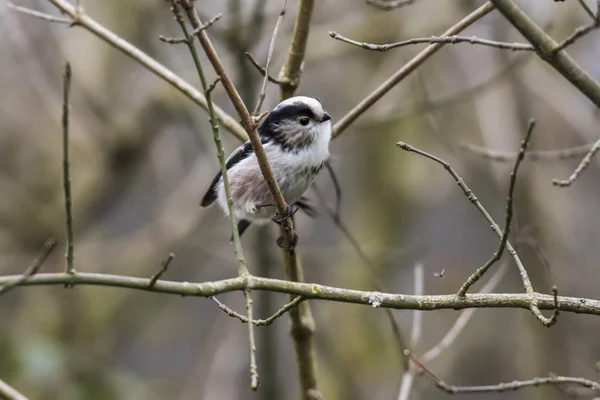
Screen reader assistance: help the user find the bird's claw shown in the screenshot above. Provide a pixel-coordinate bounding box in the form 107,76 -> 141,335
276,233 -> 299,252
272,204 -> 293,224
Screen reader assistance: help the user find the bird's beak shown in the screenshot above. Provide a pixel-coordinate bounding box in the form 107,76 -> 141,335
321,112 -> 332,122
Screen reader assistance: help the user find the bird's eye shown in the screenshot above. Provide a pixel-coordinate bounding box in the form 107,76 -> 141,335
299,116 -> 310,126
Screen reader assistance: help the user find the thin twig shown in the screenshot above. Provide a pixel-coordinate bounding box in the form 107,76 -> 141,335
206,77 -> 221,95
457,119 -> 535,296
7,2 -> 70,23
148,253 -> 175,288
412,352 -> 599,395
169,0 -> 258,389
160,13 -> 223,44
211,296 -> 304,326
245,52 -> 284,84
552,137 -> 600,187
577,0 -> 597,21
329,32 -> 534,52
158,35 -> 188,44
461,141 -> 595,162
40,0 -> 246,140
554,20 -> 600,52
0,239 -> 57,296
253,0 -> 287,115
0,378 -> 29,400
366,0 -> 415,10
62,62 -> 75,274
333,2 -> 495,138
396,142 -> 533,295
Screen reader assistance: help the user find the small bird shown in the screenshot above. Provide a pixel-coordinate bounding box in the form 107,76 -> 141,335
201,96 -> 332,247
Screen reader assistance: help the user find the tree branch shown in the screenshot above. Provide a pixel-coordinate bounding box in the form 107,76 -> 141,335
332,1 -> 495,138
457,119 -> 535,296
490,0 -> 600,109
253,0 -> 287,115
62,62 -> 75,274
552,137 -> 600,187
0,378 -> 29,400
2,272 -> 600,315
329,32 -> 534,52
396,142 -> 533,295
277,0 -> 315,98
35,0 -> 247,141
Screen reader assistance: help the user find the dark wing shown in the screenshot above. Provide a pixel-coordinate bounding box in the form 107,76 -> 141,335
200,140 -> 254,207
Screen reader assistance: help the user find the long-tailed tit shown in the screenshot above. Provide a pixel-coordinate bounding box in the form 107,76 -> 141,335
201,96 -> 332,246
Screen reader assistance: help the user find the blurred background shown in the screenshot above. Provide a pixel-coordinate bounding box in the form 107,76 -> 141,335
1,0 -> 600,399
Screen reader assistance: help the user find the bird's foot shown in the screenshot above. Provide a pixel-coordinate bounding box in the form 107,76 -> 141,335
272,204 -> 293,224
276,233 -> 298,252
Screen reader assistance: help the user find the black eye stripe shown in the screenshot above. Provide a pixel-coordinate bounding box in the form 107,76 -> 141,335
266,103 -> 315,123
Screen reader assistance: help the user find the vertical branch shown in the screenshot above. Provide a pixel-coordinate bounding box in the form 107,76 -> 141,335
62,62 -> 75,274
167,1 -> 258,389
278,0 -> 315,98
276,1 -> 320,399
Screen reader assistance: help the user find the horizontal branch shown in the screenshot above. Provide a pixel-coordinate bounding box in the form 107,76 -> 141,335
329,32 -> 534,52
2,272 -> 600,316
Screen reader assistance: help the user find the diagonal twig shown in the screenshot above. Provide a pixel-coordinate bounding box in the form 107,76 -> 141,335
37,0 -> 246,140
148,253 -> 175,288
158,13 -> 222,44
554,20 -> 600,52
0,378 -> 29,400
457,119 -> 535,296
396,141 -> 533,295
7,2 -> 70,23
332,2 -> 495,138
253,0 -> 287,115
245,52 -> 284,84
211,296 -> 304,326
0,239 -> 57,296
552,138 -> 600,187
329,32 -> 534,52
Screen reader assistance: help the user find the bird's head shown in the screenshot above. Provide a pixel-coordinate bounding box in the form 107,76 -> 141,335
258,96 -> 332,151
